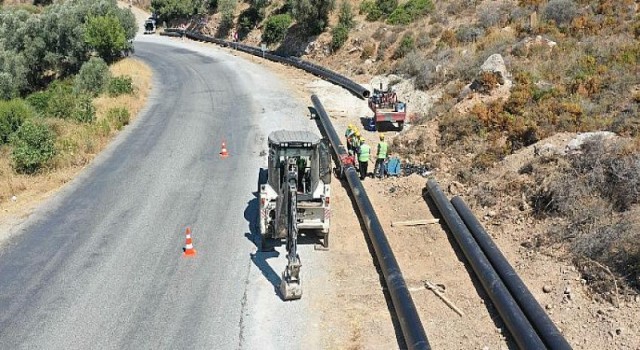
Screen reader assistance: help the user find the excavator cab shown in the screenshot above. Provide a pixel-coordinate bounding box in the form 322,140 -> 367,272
259,130 -> 332,300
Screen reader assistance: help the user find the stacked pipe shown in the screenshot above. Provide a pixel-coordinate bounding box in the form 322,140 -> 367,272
312,95 -> 430,350
427,179 -> 572,350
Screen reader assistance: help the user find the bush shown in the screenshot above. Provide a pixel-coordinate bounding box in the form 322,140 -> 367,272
414,60 -> 443,90
455,25 -> 484,43
290,0 -> 335,34
392,34 -> 414,59
106,107 -> 130,130
74,57 -> 111,97
46,82 -> 76,120
10,119 -> 56,174
0,72 -> 16,100
542,0 -> 578,26
395,51 -> 423,77
107,75 -> 134,97
361,43 -> 376,59
331,24 -> 350,52
72,94 -> 96,123
338,0 -> 355,28
360,0 -> 382,21
388,0 -> 433,25
0,99 -> 34,144
262,14 -> 292,44
25,91 -> 51,113
376,0 -> 397,15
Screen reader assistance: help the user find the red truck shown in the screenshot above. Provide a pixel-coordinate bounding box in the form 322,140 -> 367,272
368,85 -> 407,131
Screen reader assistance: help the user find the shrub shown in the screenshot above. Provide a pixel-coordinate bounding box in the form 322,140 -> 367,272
542,0 -> 578,26
360,0 -> 382,21
387,0 -> 433,25
262,14 -> 292,44
0,99 -> 34,144
331,24 -> 350,52
72,94 -> 96,123
0,72 -> 16,100
106,107 -> 130,130
392,34 -> 414,59
46,82 -> 76,120
361,43 -> 376,59
290,0 -> 335,35
10,119 -> 56,174
414,60 -> 442,90
376,0 -> 397,15
107,75 -> 134,97
395,50 -> 423,76
25,91 -> 51,114
455,25 -> 484,43
338,0 -> 355,28
74,57 -> 111,97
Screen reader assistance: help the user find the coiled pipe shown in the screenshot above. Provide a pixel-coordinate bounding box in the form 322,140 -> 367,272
451,197 -> 572,350
312,95 -> 429,350
426,179 -> 546,350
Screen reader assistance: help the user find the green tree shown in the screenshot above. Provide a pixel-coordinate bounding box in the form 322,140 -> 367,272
83,14 -> 127,62
217,0 -> 236,37
151,0 -> 197,23
291,0 -> 335,35
10,119 -> 56,174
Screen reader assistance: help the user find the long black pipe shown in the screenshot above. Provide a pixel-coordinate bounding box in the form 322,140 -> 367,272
426,179 -> 546,350
184,31 -> 370,99
451,197 -> 572,350
312,95 -> 430,350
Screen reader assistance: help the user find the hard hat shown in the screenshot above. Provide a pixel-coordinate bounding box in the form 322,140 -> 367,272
379,133 -> 385,140
360,136 -> 365,142
348,123 -> 354,129
355,130 -> 360,136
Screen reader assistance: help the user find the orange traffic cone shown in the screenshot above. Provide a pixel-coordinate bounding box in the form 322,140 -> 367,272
183,227 -> 197,257
220,142 -> 229,158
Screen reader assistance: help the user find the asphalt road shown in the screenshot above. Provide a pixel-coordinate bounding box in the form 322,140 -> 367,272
0,37 -> 326,349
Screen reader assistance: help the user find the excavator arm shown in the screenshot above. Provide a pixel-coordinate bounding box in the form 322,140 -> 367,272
280,161 -> 302,300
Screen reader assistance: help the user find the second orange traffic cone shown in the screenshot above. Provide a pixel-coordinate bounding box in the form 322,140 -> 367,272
183,227 -> 197,257
220,142 -> 229,158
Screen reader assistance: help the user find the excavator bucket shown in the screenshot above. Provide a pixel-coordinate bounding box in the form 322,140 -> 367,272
280,262 -> 302,300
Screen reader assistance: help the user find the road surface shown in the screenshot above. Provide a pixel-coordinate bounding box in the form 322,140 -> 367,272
0,35 -> 326,349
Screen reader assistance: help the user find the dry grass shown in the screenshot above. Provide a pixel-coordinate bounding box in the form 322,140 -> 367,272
0,58 -> 152,221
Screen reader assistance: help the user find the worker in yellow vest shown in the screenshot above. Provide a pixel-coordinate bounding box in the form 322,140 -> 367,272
358,137 -> 371,180
375,133 -> 388,178
350,129 -> 361,155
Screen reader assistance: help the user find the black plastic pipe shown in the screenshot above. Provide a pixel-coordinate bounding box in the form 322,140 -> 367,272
426,179 -> 546,350
312,95 -> 430,350
184,32 -> 370,99
451,197 -> 572,350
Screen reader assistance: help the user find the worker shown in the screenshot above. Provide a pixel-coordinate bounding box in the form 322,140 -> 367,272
297,157 -> 308,192
375,133 -> 388,178
345,124 -> 355,153
358,137 -> 370,180
351,131 -> 361,156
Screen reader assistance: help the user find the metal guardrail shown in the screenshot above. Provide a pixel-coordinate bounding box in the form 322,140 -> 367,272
312,95 -> 430,350
182,31 -> 370,99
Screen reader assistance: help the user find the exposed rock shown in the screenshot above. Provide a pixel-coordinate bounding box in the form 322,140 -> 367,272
565,131 -> 617,153
534,143 -> 565,157
543,285 -> 553,293
512,35 -> 557,56
448,181 -> 465,196
479,54 -> 508,83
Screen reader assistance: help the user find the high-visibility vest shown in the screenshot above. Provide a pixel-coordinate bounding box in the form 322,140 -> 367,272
377,141 -> 388,159
359,144 -> 371,162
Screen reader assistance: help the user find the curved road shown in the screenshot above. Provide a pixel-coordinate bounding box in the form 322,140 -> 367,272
0,37 -> 326,349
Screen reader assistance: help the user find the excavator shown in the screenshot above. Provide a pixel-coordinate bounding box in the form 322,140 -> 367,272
259,130 -> 332,300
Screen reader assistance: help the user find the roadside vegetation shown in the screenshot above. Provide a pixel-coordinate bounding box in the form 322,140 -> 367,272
0,0 -> 151,211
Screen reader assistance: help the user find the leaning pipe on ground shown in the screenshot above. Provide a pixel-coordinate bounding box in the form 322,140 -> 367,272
451,197 -> 573,350
426,179 -> 546,350
312,95 -> 430,350
183,32 -> 370,99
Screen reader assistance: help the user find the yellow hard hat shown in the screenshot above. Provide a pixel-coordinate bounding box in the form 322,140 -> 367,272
355,130 -> 361,136
360,136 -> 365,142
348,123 -> 354,129
379,133 -> 385,140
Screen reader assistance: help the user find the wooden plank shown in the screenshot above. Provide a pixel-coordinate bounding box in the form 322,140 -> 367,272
391,219 -> 439,227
